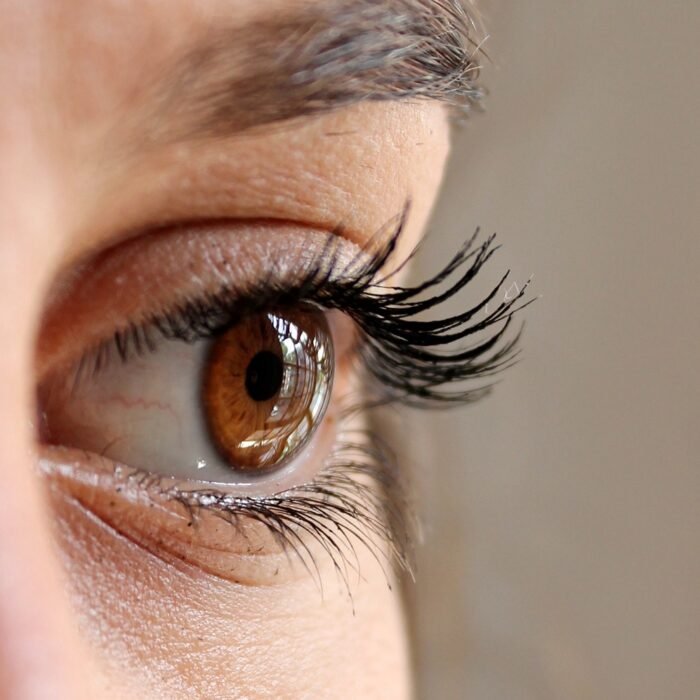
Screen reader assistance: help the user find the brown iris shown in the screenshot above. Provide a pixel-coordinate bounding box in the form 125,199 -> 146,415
203,308 -> 333,472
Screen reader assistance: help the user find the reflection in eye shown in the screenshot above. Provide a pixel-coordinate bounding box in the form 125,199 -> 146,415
37,224 -> 531,579
203,309 -> 332,472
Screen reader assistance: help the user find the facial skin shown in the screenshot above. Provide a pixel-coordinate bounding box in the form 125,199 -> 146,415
0,1 -> 468,697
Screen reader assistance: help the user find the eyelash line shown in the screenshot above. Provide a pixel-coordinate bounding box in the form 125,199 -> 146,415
80,209 -> 532,408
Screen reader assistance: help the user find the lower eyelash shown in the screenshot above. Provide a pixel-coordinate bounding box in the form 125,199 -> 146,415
131,426 -> 413,593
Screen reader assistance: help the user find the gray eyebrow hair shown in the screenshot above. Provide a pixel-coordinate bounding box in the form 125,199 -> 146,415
153,0 -> 485,140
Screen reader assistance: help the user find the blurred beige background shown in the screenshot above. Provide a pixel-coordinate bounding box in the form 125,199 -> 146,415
407,1 -> 700,698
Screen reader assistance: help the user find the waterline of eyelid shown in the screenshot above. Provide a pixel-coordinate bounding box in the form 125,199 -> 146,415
37,406 -> 339,499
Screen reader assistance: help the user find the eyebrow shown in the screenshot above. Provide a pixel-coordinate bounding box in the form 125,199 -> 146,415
151,0 -> 484,141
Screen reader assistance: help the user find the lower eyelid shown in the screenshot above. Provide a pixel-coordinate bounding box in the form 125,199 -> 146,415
40,445 -> 320,586
38,397 -> 410,590
39,388 -> 400,586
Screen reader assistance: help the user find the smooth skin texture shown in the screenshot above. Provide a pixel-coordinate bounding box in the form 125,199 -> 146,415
0,1 -> 451,698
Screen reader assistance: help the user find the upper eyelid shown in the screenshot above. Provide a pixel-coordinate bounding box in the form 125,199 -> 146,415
37,209 -> 531,409
36,222 -> 368,380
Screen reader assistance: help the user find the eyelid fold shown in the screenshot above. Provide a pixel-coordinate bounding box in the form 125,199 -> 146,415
36,222 -> 370,382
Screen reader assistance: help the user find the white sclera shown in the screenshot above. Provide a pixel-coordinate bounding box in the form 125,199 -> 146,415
43,315 -> 335,490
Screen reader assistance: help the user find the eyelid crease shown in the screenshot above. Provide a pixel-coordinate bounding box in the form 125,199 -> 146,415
36,221 -> 370,381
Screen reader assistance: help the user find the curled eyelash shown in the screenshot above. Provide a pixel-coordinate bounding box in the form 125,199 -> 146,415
340,219 -> 532,407
108,208 -> 532,408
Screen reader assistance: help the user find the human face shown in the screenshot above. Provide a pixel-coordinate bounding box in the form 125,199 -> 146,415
0,1 -> 485,697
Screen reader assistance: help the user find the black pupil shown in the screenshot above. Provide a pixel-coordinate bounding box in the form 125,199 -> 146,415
245,351 -> 284,402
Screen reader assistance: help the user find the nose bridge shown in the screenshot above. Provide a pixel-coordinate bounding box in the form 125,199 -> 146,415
0,32 -> 89,699
0,233 -> 77,700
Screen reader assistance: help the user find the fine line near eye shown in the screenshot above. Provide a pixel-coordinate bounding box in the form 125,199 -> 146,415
37,421 -> 412,595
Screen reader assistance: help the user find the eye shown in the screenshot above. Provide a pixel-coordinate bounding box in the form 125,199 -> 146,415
41,306 -> 335,485
36,222 -> 528,582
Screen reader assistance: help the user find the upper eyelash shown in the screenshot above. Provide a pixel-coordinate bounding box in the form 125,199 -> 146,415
342,223 -> 532,406
91,208 -> 531,407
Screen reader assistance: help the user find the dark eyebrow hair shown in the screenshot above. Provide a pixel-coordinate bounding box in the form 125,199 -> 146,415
153,0 -> 485,140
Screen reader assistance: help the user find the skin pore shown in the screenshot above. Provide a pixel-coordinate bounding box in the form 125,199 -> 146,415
0,1 -> 476,697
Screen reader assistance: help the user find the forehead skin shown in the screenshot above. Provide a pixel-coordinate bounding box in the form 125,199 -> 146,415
0,1 -> 452,698
6,0 -> 450,262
